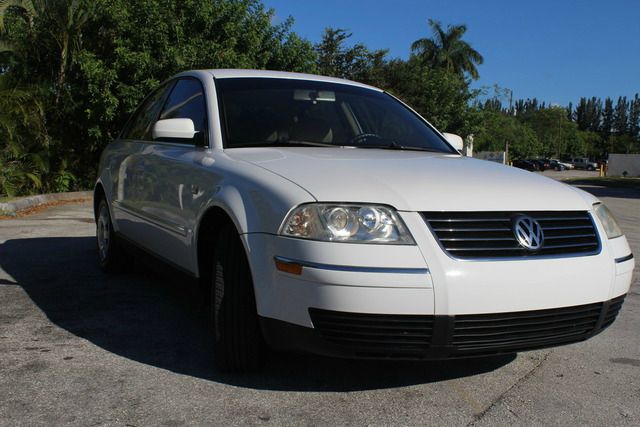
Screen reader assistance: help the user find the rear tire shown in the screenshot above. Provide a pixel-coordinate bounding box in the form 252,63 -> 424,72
96,199 -> 129,273
211,225 -> 265,372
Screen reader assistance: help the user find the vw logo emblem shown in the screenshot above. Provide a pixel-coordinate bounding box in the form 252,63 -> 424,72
512,215 -> 544,250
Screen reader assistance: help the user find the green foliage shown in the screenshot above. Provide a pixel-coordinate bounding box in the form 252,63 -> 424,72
312,28 -> 480,135
315,27 -> 387,82
0,0 -> 317,196
479,90 -> 640,160
0,74 -> 49,196
378,58 -> 480,135
474,111 -> 541,159
518,107 -> 572,157
2,0 -> 638,199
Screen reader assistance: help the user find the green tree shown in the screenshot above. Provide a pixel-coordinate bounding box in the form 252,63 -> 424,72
315,27 -> 387,82
474,111 -> 541,159
574,97 -> 601,132
1,0 -> 317,194
613,96 -> 628,136
519,107 -> 590,158
377,58 -> 480,135
410,19 -> 483,80
0,1 -> 95,100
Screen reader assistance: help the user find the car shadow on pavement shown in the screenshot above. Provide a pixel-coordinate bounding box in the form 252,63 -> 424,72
573,184 -> 640,200
0,236 -> 515,392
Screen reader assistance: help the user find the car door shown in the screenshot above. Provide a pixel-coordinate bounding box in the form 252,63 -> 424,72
111,81 -> 176,247
129,77 -> 213,273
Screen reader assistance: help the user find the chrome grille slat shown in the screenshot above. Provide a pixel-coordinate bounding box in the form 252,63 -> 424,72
447,247 -> 523,252
422,211 -> 600,259
543,225 -> 593,230
535,217 -> 591,221
429,218 -> 513,222
545,233 -> 596,240
439,237 -> 515,242
542,242 -> 598,249
433,227 -> 511,232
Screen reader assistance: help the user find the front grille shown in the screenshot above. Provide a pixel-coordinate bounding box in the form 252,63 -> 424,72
451,302 -> 603,354
422,211 -> 600,259
309,308 -> 433,358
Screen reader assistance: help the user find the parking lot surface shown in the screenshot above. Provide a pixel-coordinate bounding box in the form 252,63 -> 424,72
1,182 -> 638,426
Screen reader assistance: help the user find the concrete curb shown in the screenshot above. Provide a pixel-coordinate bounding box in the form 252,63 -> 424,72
0,191 -> 92,215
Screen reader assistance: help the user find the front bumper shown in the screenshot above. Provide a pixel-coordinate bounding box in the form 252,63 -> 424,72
261,294 -> 626,360
243,210 -> 634,359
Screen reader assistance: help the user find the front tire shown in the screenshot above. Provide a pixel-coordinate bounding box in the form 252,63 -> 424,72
211,225 -> 265,372
96,199 -> 128,273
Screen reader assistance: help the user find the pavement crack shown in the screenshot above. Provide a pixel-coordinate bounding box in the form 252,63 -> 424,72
466,351 -> 551,426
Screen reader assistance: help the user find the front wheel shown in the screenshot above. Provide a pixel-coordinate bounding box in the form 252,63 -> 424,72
211,225 -> 266,372
96,199 -> 129,273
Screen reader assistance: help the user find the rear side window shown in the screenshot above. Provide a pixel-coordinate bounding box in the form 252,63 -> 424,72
123,82 -> 174,141
159,78 -> 208,145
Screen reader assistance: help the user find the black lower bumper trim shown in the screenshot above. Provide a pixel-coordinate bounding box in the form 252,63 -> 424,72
259,295 -> 626,360
615,253 -> 634,263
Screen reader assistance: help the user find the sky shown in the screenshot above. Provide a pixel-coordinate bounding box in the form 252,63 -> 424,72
262,0 -> 640,107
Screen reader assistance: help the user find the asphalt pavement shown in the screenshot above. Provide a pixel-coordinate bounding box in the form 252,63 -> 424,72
0,183 -> 638,426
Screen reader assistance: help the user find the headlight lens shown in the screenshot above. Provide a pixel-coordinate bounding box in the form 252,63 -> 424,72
280,203 -> 415,244
593,203 -> 623,239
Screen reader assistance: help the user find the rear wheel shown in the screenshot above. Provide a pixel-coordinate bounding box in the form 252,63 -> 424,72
211,225 -> 265,372
96,199 -> 128,273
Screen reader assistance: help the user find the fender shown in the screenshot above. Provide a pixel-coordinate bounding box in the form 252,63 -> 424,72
191,170 -> 316,277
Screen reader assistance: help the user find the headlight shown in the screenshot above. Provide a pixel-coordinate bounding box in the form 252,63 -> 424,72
280,203 -> 415,244
593,203 -> 623,239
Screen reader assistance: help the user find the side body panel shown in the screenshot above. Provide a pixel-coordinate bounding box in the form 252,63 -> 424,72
97,71 -> 315,274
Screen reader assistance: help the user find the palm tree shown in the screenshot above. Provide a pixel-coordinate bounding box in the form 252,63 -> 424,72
411,19 -> 484,80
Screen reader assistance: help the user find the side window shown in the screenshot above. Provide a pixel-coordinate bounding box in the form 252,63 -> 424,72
123,82 -> 174,141
159,78 -> 208,145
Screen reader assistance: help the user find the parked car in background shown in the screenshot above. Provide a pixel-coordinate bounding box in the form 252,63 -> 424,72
94,69 -> 634,372
551,159 -> 574,170
549,159 -> 566,171
571,158 -> 598,171
529,159 -> 551,171
512,159 -> 539,171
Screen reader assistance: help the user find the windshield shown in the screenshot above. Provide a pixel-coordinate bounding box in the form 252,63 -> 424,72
215,77 -> 456,153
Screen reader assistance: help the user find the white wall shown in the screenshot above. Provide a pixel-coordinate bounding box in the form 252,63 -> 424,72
608,154 -> 640,177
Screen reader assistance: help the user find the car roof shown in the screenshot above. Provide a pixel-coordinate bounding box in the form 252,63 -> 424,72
175,69 -> 382,92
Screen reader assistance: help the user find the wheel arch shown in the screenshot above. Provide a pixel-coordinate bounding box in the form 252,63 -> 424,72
195,203 -> 242,281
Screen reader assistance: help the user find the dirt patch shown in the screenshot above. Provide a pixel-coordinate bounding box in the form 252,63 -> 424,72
0,198 -> 92,220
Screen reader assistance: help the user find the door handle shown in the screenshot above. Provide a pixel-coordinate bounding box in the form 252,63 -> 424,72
191,185 -> 200,195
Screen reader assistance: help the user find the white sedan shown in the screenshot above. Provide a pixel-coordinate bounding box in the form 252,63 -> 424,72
95,69 -> 634,372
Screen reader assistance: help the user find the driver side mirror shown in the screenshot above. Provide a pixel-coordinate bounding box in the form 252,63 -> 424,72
152,118 -> 197,142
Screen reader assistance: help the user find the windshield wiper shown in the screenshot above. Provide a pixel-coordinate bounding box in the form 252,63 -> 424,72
355,141 -> 444,153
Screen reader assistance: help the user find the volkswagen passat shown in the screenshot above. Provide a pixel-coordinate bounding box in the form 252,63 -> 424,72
95,70 -> 634,371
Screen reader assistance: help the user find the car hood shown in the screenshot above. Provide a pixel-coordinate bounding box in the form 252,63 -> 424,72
226,147 -> 594,212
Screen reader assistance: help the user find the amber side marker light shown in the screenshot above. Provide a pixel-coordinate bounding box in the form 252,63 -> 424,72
274,258 -> 303,275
